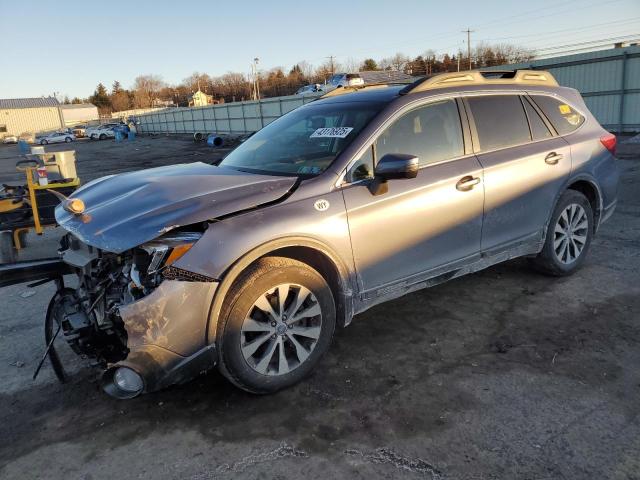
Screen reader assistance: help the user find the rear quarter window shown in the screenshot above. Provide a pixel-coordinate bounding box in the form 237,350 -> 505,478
530,95 -> 585,135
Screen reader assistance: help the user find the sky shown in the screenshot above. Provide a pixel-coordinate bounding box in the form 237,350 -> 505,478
0,0 -> 638,99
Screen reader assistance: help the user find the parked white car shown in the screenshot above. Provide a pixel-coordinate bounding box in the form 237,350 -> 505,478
36,131 -> 76,145
89,126 -> 117,140
2,135 -> 19,144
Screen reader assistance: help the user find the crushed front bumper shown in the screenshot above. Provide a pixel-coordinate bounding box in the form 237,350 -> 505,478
104,279 -> 220,396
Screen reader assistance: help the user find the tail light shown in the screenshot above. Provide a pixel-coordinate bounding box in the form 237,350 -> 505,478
600,133 -> 616,155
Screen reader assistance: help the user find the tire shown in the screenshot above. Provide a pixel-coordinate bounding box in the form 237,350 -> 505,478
99,134 -> 106,140
40,139 -> 48,145
217,257 -> 336,394
0,230 -> 17,264
65,137 -> 72,143
530,190 -> 594,276
45,289 -> 73,383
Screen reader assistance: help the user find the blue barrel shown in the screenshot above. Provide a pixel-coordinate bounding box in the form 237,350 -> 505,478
17,140 -> 30,154
128,131 -> 136,141
207,134 -> 224,147
115,131 -> 123,142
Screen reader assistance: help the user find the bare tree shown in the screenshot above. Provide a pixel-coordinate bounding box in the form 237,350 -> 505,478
384,53 -> 410,72
183,72 -> 213,93
296,61 -> 314,79
341,57 -> 360,73
132,74 -> 165,108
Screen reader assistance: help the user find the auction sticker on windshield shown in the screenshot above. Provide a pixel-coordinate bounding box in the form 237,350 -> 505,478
310,127 -> 354,138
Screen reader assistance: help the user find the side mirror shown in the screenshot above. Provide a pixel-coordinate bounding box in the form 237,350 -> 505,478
368,153 -> 419,195
375,153 -> 419,180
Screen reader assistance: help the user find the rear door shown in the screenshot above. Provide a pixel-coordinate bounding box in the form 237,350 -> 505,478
464,93 -> 572,252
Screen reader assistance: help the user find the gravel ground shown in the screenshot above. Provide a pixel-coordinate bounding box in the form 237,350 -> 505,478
0,136 -> 639,480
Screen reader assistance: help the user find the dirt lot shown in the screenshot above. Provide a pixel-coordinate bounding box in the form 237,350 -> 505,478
1,136 -> 639,480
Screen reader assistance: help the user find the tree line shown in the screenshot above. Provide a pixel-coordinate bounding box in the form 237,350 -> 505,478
68,43 -> 533,113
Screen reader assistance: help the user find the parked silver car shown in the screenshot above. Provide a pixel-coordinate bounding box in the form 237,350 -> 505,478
36,131 -> 76,145
41,70 -> 618,398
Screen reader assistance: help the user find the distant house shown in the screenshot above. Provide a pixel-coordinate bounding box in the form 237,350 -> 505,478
59,103 -> 99,126
189,90 -> 221,107
152,99 -> 176,108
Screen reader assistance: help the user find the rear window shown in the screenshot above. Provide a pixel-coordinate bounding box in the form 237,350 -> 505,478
530,95 -> 585,135
466,95 -> 531,151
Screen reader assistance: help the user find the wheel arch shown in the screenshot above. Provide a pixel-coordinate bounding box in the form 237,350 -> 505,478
565,176 -> 603,232
206,237 -> 356,345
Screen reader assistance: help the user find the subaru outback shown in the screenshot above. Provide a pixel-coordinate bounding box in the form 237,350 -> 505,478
44,70 -> 618,398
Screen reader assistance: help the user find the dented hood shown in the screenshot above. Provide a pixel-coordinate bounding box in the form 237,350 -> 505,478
55,162 -> 297,253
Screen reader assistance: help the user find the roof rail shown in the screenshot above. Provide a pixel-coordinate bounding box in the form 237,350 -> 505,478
319,82 -> 407,99
401,69 -> 558,95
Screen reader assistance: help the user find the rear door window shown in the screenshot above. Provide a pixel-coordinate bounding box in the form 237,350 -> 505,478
530,95 -> 585,135
466,95 -> 531,152
522,97 -> 553,141
375,99 -> 464,167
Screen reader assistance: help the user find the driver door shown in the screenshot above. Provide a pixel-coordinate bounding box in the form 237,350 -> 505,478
341,99 -> 484,300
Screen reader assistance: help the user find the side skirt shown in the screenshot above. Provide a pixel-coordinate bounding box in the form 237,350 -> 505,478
356,234 -> 543,314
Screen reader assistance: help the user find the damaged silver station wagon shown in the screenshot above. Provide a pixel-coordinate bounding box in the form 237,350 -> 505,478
31,70 -> 620,398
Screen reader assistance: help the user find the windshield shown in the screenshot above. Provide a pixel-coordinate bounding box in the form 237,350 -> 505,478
220,102 -> 382,176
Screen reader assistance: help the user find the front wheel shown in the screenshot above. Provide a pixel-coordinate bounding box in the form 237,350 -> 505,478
40,139 -> 48,145
217,257 -> 336,394
530,190 -> 594,276
65,137 -> 72,143
99,134 -> 106,140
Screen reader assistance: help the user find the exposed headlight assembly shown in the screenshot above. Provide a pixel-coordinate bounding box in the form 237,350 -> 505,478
142,231 -> 202,274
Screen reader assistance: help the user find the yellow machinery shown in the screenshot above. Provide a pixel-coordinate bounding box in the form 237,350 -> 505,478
0,151 -> 80,263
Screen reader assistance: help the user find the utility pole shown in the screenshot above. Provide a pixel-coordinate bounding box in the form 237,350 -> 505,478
462,28 -> 474,70
457,50 -> 461,72
251,58 -> 261,101
326,55 -> 336,75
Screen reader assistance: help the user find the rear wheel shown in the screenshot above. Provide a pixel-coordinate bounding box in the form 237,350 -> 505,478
99,134 -> 106,140
530,190 -> 594,276
217,257 -> 336,394
40,139 -> 48,145
65,137 -> 72,143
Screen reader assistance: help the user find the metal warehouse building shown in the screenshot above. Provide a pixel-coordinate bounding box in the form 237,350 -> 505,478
59,103 -> 99,126
487,44 -> 640,133
0,97 -> 64,138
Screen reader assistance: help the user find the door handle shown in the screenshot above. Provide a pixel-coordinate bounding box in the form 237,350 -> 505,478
545,152 -> 563,165
456,175 -> 481,191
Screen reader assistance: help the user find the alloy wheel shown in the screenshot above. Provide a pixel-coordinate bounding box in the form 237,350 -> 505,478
553,203 -> 588,265
240,283 -> 322,376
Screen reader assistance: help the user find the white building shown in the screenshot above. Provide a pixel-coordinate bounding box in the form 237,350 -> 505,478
59,103 -> 99,126
0,97 -> 63,138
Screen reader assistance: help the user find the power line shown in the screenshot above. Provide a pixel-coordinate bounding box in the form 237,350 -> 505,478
531,34 -> 640,52
469,0 -> 580,29
479,17 -> 640,42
